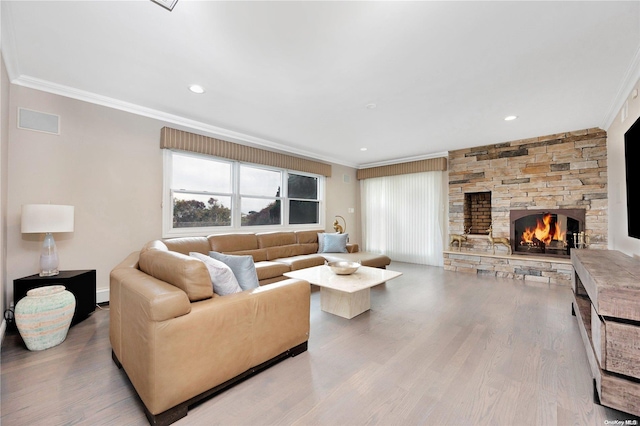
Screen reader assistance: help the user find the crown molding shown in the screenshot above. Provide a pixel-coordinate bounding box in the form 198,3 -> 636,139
10,74 -> 449,171
9,74 -> 362,169
358,151 -> 449,169
602,44 -> 640,130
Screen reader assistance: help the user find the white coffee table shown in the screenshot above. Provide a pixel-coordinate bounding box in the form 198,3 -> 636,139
284,265 -> 402,319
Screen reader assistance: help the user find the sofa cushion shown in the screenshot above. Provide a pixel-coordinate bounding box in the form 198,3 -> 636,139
208,233 -> 259,252
273,254 -> 325,271
258,276 -> 288,285
140,239 -> 168,254
257,231 -> 297,248
299,243 -> 318,255
295,229 -> 323,244
226,249 -> 268,262
322,233 -> 349,253
208,234 -> 268,262
322,252 -> 391,268
266,244 -> 306,261
189,252 -> 243,296
163,237 -> 210,255
138,249 -> 213,302
254,261 -> 291,281
209,252 -> 260,290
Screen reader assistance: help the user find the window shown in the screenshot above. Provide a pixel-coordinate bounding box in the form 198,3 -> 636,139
288,174 -> 319,224
240,165 -> 282,226
163,151 -> 324,236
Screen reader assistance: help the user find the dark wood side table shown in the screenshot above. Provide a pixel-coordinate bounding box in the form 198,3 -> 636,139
14,270 -> 96,325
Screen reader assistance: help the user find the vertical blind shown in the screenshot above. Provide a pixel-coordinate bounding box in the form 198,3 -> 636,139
362,171 -> 444,266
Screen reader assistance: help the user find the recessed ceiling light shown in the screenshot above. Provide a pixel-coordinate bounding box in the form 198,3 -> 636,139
365,103 -> 377,110
189,84 -> 205,94
360,147 -> 368,151
504,115 -> 518,121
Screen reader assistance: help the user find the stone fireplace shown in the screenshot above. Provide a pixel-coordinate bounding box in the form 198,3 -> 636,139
444,127 -> 607,285
510,209 -> 585,258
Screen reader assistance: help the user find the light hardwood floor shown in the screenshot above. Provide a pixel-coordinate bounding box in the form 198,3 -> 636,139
2,262 -> 637,425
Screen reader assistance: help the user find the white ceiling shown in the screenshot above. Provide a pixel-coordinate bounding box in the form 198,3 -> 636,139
2,1 -> 639,168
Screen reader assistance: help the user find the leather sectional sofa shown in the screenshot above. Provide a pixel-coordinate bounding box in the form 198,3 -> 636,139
110,230 -> 390,425
207,229 -> 391,284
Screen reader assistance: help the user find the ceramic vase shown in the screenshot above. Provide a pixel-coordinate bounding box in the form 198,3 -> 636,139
15,285 -> 76,351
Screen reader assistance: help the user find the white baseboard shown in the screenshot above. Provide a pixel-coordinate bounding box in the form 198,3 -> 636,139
96,288 -> 109,304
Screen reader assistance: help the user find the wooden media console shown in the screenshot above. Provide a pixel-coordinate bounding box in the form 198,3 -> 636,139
571,249 -> 640,416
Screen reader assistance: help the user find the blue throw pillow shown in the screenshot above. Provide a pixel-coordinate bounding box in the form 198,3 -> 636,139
209,252 -> 260,290
322,233 -> 348,253
317,232 -> 339,253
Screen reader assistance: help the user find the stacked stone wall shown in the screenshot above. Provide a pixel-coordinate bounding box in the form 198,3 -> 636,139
448,127 -> 607,251
445,127 -> 608,285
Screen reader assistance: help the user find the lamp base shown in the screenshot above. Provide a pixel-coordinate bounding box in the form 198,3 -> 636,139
39,233 -> 60,277
39,269 -> 60,277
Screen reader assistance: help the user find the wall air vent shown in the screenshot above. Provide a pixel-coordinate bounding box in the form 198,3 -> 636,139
18,108 -> 60,135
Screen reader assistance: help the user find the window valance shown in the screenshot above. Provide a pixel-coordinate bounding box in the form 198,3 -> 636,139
356,157 -> 447,180
160,127 -> 332,177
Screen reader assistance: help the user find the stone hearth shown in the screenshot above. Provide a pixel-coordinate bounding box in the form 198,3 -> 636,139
443,250 -> 573,285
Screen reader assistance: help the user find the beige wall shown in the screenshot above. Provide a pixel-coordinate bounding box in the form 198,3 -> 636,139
325,164 -> 360,244
7,85 -> 164,302
5,85 -> 360,303
607,77 -> 640,257
1,54 -> 9,318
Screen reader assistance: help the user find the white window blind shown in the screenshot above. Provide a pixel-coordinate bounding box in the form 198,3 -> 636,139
362,171 -> 444,266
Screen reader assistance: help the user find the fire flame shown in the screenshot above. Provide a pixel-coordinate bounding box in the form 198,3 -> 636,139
521,213 -> 565,244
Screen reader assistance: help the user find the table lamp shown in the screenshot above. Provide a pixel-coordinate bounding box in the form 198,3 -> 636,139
21,204 -> 74,277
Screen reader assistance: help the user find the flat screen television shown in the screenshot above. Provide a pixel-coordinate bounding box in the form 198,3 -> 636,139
625,115 -> 640,239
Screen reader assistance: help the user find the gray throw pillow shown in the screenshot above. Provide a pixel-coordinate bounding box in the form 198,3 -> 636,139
189,252 -> 243,296
209,251 -> 260,290
322,233 -> 349,253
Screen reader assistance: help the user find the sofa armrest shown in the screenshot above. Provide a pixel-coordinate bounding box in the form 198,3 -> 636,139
246,278 -> 310,365
110,252 -> 193,365
126,278 -> 310,415
112,267 -> 192,322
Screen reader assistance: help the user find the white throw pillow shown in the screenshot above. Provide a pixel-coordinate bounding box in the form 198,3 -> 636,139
189,252 -> 243,296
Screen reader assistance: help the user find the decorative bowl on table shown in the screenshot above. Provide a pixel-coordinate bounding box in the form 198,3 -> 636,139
327,261 -> 360,275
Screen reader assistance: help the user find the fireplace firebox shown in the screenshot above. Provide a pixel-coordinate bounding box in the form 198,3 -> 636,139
510,209 -> 585,258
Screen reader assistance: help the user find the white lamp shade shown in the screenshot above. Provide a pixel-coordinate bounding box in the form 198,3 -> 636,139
21,204 -> 74,234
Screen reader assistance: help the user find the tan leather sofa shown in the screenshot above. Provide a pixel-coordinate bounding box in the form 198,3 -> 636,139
110,244 -> 310,426
110,230 -> 389,425
206,230 -> 391,284
142,229 -> 390,286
